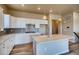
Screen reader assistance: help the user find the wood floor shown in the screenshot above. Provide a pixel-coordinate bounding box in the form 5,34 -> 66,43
10,43 -> 33,55
10,42 -> 79,55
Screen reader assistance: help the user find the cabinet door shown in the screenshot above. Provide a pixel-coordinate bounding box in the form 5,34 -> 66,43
21,20 -> 26,28
16,20 -> 21,28
4,40 -> 10,55
10,16 -> 16,28
0,35 -> 15,55
3,14 -> 10,28
0,43 -> 6,55
0,42 -> 10,55
16,18 -> 26,28
10,36 -> 15,48
14,34 -> 32,45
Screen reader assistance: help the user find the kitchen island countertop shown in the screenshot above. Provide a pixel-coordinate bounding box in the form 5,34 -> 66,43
33,34 -> 74,43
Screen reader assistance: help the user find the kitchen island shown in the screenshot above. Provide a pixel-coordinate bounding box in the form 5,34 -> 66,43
32,34 -> 74,55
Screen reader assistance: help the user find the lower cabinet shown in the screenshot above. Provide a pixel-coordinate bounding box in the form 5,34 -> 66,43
14,34 -> 32,45
0,43 -> 6,55
0,35 -> 15,55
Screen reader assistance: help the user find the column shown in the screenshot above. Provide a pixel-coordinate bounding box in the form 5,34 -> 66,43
48,13 -> 52,37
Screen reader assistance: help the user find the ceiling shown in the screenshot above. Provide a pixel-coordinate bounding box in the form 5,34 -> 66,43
5,4 -> 79,15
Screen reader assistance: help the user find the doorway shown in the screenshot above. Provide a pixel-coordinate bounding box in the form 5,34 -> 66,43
52,20 -> 61,34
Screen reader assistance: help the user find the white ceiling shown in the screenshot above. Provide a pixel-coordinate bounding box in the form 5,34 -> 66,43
6,4 -> 79,15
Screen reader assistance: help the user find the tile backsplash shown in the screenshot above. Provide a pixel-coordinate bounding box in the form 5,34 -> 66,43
4,28 -> 26,33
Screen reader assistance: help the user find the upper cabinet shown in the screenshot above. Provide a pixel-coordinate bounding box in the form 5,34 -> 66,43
16,18 -> 26,28
3,14 -> 10,28
0,7 -> 3,29
35,19 -> 48,28
25,18 -> 48,28
10,16 -> 16,28
3,16 -> 48,28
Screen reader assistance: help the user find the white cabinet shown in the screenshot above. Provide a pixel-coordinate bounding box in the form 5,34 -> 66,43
10,17 -> 26,28
10,17 -> 48,28
0,7 -> 3,29
35,20 -> 48,28
16,18 -> 26,28
0,40 -> 11,55
35,23 -> 40,28
0,43 -> 6,55
3,14 -> 10,28
14,33 -> 40,45
10,16 -> 16,28
14,34 -> 32,45
16,19 -> 21,28
0,35 -> 15,55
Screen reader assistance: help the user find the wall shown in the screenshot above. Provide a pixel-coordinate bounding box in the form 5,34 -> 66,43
51,14 -> 61,20
73,12 -> 79,32
62,12 -> 79,35
8,9 -> 45,19
62,12 -> 79,43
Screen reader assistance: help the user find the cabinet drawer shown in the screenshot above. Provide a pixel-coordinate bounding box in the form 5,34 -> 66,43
0,43 -> 6,55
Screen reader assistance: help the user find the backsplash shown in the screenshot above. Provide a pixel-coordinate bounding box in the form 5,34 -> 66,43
4,28 -> 26,33
0,24 -> 48,36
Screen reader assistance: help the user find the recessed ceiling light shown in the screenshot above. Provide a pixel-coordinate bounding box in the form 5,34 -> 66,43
43,15 -> 47,19
58,18 -> 62,21
49,9 -> 53,13
37,7 -> 40,10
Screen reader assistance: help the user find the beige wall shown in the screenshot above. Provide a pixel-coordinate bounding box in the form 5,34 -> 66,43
62,12 -> 79,35
73,12 -> 79,32
8,9 -> 46,19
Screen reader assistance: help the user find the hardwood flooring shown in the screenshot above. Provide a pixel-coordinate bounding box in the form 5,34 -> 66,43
68,43 -> 79,55
10,42 -> 79,55
10,43 -> 33,55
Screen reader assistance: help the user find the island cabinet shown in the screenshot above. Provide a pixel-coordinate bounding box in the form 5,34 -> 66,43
32,35 -> 72,55
0,34 -> 15,55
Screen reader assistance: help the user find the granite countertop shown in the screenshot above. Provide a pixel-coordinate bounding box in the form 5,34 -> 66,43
32,34 -> 74,43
